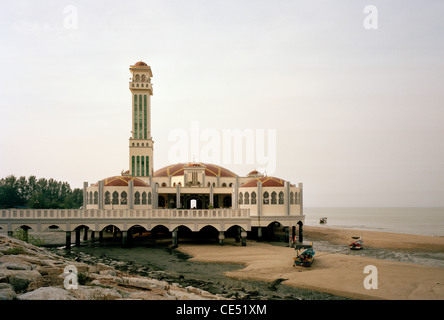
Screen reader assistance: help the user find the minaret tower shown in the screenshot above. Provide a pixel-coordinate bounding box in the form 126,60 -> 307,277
129,61 -> 154,179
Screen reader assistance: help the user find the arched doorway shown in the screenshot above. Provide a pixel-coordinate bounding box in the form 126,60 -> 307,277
99,225 -> 122,242
265,221 -> 286,241
128,225 -> 149,242
197,225 -> 219,243
158,195 -> 166,208
150,225 -> 170,239
222,195 -> 232,208
187,195 -> 202,209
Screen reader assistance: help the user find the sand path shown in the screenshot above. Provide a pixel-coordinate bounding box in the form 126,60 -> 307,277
178,227 -> 444,300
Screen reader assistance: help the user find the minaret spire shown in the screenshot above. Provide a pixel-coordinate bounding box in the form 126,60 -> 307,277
128,61 -> 154,179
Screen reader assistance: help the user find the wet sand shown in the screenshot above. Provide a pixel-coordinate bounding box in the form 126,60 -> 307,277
66,240 -> 347,300
178,227 -> 444,300
304,226 -> 444,252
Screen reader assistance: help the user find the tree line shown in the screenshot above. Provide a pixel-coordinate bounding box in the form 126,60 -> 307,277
0,175 -> 83,209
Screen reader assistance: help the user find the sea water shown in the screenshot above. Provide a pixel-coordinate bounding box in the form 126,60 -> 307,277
304,207 -> 444,236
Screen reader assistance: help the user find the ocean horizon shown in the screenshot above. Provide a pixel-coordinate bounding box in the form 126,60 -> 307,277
304,207 -> 444,237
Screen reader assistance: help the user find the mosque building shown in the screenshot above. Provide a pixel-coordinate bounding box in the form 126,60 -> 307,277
84,61 -> 305,243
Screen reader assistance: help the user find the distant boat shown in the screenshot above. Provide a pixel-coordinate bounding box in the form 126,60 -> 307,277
349,236 -> 364,250
319,217 -> 327,224
293,243 -> 315,267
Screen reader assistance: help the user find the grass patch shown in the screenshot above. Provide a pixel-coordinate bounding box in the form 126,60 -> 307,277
12,229 -> 45,247
2,247 -> 27,255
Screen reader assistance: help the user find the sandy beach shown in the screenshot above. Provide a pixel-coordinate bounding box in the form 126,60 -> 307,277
178,226 -> 444,300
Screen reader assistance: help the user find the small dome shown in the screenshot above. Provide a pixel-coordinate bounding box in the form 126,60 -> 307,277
247,170 -> 263,177
94,176 -> 150,187
134,61 -> 148,66
241,176 -> 285,188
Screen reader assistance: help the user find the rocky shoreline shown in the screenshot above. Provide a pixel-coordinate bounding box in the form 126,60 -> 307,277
0,234 -> 228,300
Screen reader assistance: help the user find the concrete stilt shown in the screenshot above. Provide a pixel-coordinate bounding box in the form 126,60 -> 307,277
91,231 -> 95,241
284,227 -> 289,243
298,223 -> 303,243
219,231 -> 225,246
83,227 -> 88,241
65,231 -> 71,250
75,228 -> 81,246
99,231 -> 104,242
257,227 -> 263,240
122,231 -> 128,246
241,230 -> 247,246
172,229 -> 178,247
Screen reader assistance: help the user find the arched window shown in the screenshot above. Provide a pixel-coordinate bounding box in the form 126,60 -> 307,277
139,95 -> 143,139
104,191 -> 110,205
141,74 -> 146,82
251,191 -> 257,204
137,156 -> 140,177
141,156 -> 145,176
238,192 -> 243,205
263,191 -> 269,204
93,191 -> 98,205
142,192 -> 147,205
290,192 -> 294,205
144,95 -> 147,139
134,95 -> 138,138
135,74 -> 140,82
88,191 -> 93,204
296,192 -> 300,204
207,182 -> 211,187
134,191 -> 140,205
279,191 -> 284,204
271,192 -> 277,204
121,191 -> 127,205
162,182 -> 167,187
148,192 -> 152,205
244,192 -> 249,205
112,191 -> 119,205
222,183 -> 227,187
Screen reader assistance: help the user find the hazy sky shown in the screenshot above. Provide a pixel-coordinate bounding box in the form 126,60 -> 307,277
1,0 -> 443,207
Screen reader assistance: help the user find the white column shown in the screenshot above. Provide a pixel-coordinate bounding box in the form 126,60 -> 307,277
285,181 -> 290,216
298,182 -> 303,215
83,182 -> 88,209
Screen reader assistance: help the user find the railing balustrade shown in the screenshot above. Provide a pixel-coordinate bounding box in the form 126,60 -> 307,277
0,208 -> 250,220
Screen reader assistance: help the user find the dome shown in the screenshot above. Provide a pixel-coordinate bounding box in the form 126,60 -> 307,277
134,61 -> 148,66
241,176 -> 285,188
154,163 -> 238,178
247,170 -> 263,177
93,176 -> 150,187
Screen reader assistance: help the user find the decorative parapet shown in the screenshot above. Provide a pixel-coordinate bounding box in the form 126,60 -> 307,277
0,208 -> 250,220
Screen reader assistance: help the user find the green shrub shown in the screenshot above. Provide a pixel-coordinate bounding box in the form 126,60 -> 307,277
12,229 -> 45,247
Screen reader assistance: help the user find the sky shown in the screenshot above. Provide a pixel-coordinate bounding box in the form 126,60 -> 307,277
1,0 -> 443,207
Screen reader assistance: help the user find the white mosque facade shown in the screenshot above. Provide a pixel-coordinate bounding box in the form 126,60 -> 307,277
84,61 -> 305,242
